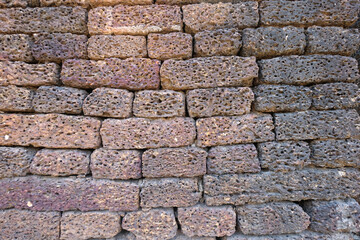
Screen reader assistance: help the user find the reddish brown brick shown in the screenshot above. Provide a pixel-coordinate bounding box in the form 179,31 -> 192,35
148,32 -> 193,60
0,34 -> 33,62
30,149 -> 90,177
142,147 -> 207,178
101,117 -> 196,149
90,0 -> 152,6
0,114 -> 101,149
61,58 -> 160,90
0,85 -> 34,112
88,5 -> 182,35
0,147 -> 36,179
40,0 -> 90,7
90,148 -> 141,180
88,35 -> 147,60
0,0 -> 30,7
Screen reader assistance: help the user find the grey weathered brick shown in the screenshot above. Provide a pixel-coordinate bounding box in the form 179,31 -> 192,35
171,231 -> 216,240
196,114 -> 275,147
0,85 -> 34,112
224,232 -> 359,240
207,144 -> 260,174
101,117 -> 196,149
0,147 -> 36,179
0,34 -> 32,62
142,147 -> 207,178
161,56 -> 258,90
187,87 -> 254,117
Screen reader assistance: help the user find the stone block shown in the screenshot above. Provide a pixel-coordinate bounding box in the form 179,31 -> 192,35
0,85 -> 34,112
0,34 -> 32,62
0,147 -> 36,178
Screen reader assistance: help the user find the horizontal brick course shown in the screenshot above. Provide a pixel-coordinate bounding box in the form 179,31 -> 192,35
0,34 -> 33,62
0,85 -> 34,112
225,232 -> 358,240
0,0 -> 30,7
40,0 -> 90,7
0,147 -> 36,179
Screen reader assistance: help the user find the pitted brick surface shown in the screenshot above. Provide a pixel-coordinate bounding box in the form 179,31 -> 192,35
0,147 -> 36,178
0,34 -> 33,62
224,232 -> 359,240
0,85 -> 34,112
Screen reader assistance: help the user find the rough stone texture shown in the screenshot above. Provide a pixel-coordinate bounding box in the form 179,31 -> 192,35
89,0 -> 152,6
142,147 -> 207,178
236,202 -> 310,235
0,114 -> 101,149
304,199 -> 360,233
140,178 -> 201,208
161,56 -> 258,90
260,0 -> 359,27
0,176 -> 139,211
0,0 -> 30,7
61,212 -> 121,240
0,61 -> 60,87
207,144 -> 260,175
0,147 -> 36,179
310,139 -> 360,169
88,5 -> 182,35
182,2 -> 259,33
40,0 -> 90,7
88,35 -> 147,60
196,114 -> 275,147
122,209 -> 177,240
83,88 -> 133,118
258,141 -> 310,172
133,90 -> 185,118
224,232 -> 359,240
178,204 -> 236,237
187,87 -> 254,117
310,83 -> 360,110
242,27 -> 306,58
148,32 -> 193,60
0,6 -> 87,34
33,86 -> 88,114
61,58 -> 160,90
0,209 -> 60,240
253,85 -> 312,112
306,27 -> 360,56
194,29 -> 242,57
0,85 -> 34,112
0,34 -> 33,62
101,117 -> 196,149
274,110 -> 360,141
32,33 -> 88,63
204,168 -> 360,206
90,149 -> 141,180
171,231 -> 216,240
30,149 -> 90,177
258,55 -> 359,85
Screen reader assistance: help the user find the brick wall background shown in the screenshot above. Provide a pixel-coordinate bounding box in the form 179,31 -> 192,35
0,0 -> 360,239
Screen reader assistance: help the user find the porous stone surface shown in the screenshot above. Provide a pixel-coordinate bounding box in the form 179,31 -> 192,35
61,211 -> 121,240
171,231 -> 216,240
0,209 -> 60,240
207,144 -> 260,174
178,204 -> 236,237
194,29 -> 242,57
83,88 -> 133,118
32,33 -> 88,62
88,5 -> 182,35
140,178 -> 202,208
0,85 -> 34,112
274,109 -> 360,141
196,114 -> 275,147
89,0 -> 152,6
142,147 -> 207,178
182,2 -> 259,33
0,61 -> 60,87
61,58 -> 160,90
303,199 -> 360,233
0,114 -> 101,149
30,149 -> 90,177
122,209 -> 178,240
0,176 -> 139,211
258,55 -> 359,85
101,117 -> 196,149
0,34 -> 33,62
88,35 -> 147,60
306,26 -> 360,56
0,147 -> 36,178
258,141 -> 310,172
40,0 -> 90,7
33,86 -> 88,114
310,83 -> 360,110
161,56 -> 258,90
236,202 -> 310,235
90,149 -> 142,179
242,26 -> 306,58
133,90 -> 185,118
253,85 -> 312,112
204,168 -> 360,206
224,232 -> 359,240
0,6 -> 87,34
148,32 -> 193,60
187,87 -> 254,117
0,0 -> 30,7
310,139 -> 360,168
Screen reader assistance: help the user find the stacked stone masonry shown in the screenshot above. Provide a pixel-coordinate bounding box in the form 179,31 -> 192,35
0,0 -> 360,239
